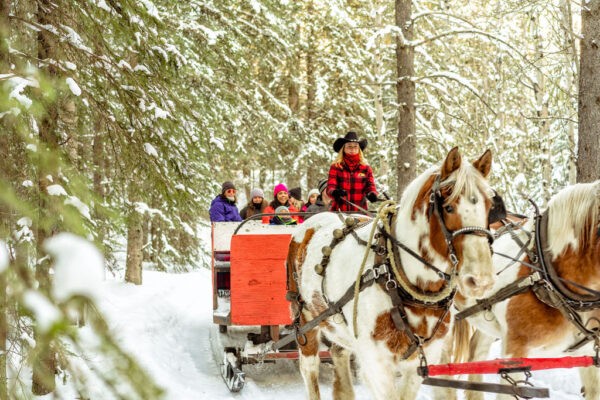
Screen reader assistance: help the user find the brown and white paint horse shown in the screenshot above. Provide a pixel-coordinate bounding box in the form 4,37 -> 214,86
444,180 -> 600,400
287,148 -> 496,399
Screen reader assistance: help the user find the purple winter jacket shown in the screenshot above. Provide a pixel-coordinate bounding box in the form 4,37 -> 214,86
209,195 -> 242,222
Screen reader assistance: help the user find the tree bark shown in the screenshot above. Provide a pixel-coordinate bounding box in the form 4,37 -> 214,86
125,187 -> 143,285
395,0 -> 417,198
558,0 -> 579,184
532,17 -> 551,203
92,126 -> 106,253
32,0 -> 58,393
0,1 -> 10,396
0,0 -> 9,66
577,0 -> 600,183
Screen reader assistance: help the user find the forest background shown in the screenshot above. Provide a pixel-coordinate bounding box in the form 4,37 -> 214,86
0,0 -> 599,398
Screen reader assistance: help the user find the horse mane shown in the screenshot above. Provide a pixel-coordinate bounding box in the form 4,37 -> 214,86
546,180 -> 600,257
399,162 -> 493,212
442,162 -> 493,205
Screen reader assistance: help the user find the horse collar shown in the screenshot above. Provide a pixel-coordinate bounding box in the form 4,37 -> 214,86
535,208 -> 600,305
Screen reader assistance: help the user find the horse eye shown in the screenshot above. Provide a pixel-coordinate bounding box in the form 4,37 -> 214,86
444,205 -> 455,213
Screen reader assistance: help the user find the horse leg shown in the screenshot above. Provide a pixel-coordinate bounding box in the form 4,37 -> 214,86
579,366 -> 600,399
330,343 -> 354,400
397,362 -> 422,400
298,326 -> 322,400
465,330 -> 495,400
433,334 -> 459,400
354,351 -> 399,400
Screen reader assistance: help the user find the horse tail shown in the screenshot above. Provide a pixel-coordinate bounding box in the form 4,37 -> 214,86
452,318 -> 473,363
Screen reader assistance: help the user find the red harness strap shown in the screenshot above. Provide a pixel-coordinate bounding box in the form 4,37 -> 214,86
419,356 -> 597,377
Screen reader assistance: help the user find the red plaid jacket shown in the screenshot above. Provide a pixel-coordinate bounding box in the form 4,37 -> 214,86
327,162 -> 377,212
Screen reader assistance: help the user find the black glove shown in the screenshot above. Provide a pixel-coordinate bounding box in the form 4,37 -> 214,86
331,189 -> 347,201
366,191 -> 379,203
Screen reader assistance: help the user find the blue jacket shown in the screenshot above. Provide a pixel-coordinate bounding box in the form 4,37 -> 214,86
209,195 -> 242,222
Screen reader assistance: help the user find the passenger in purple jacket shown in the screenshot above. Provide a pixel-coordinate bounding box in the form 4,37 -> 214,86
209,181 -> 242,222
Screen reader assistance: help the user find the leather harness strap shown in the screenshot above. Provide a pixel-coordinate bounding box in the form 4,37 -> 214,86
538,210 -> 600,305
456,272 -> 542,321
271,263 -> 386,352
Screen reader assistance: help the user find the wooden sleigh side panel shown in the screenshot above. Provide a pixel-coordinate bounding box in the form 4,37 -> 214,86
230,233 -> 293,326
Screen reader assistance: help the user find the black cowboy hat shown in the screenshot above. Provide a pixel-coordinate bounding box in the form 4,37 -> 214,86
333,131 -> 368,153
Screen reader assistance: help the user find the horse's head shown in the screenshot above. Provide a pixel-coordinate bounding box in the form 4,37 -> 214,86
406,147 -> 495,299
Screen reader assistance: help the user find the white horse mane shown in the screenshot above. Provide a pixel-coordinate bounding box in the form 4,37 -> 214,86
546,180 -> 600,257
399,161 -> 493,212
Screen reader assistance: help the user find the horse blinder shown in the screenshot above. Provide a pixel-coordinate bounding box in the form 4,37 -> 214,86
488,191 -> 507,226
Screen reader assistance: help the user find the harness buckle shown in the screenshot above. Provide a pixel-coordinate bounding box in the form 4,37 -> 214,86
449,253 -> 459,267
386,276 -> 398,291
429,192 -> 436,204
375,264 -> 388,278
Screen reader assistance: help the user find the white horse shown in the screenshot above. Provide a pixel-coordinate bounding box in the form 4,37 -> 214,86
286,147 -> 496,399
441,180 -> 600,400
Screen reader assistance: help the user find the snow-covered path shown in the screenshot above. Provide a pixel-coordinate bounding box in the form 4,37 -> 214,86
96,270 -> 585,399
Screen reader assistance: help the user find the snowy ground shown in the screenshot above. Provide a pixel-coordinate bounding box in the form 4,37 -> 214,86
89,269 -> 585,400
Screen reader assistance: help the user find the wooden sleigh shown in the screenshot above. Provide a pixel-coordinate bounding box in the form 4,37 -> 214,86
210,217 -> 332,392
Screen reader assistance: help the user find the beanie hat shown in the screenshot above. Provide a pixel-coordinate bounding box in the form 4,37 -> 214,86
273,183 -> 288,197
275,205 -> 291,221
250,188 -> 264,199
318,179 -> 328,194
221,181 -> 236,194
289,187 -> 302,200
307,188 -> 320,198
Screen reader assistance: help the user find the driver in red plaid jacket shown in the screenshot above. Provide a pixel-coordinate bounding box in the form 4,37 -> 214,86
327,132 -> 379,212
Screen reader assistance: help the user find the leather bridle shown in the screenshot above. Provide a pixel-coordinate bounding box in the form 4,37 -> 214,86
428,175 -> 494,271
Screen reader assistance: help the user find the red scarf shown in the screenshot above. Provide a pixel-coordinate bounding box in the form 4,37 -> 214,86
344,153 -> 361,171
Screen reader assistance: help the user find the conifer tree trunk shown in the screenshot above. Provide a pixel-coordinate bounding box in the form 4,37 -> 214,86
373,7 -> 389,189
125,186 -> 143,285
32,0 -> 58,393
395,0 -> 417,199
305,12 -> 316,126
531,17 -> 551,202
559,0 -> 579,184
395,0 -> 416,198
150,197 -> 165,270
0,1 -> 10,396
577,0 -> 600,183
92,127 -> 106,255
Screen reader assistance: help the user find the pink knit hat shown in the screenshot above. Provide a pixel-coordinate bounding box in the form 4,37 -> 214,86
273,183 -> 288,197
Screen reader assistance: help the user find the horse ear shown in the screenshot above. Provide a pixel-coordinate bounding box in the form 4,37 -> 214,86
472,149 -> 492,178
440,146 -> 462,181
